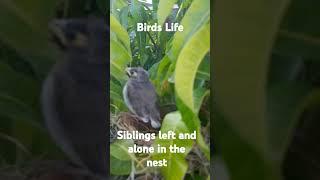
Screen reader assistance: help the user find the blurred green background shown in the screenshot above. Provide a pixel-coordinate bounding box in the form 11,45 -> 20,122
213,0 -> 320,180
0,0 -> 107,178
0,0 -> 320,180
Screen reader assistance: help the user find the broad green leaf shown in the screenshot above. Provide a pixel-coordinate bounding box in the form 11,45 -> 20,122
175,22 -> 209,112
110,38 -> 131,81
119,6 -> 129,29
111,78 -> 122,92
158,0 -> 210,85
174,23 -> 210,159
213,0 -> 291,154
110,16 -> 132,83
110,156 -> 132,175
153,111 -> 193,180
0,1 -> 57,77
110,140 -> 135,161
157,0 -> 178,26
169,0 -> 210,61
110,15 -> 131,52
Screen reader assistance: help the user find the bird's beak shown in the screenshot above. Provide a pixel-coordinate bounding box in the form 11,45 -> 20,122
125,68 -> 131,77
49,20 -> 68,49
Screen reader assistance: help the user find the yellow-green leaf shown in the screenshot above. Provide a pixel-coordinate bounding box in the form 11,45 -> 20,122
152,111 -> 193,180
157,0 -> 178,26
175,22 -> 210,111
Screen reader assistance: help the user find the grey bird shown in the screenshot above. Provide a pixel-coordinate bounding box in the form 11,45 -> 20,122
123,67 -> 161,129
41,17 -> 108,178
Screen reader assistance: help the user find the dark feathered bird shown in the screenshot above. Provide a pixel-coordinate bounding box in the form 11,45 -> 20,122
41,17 -> 108,179
123,67 -> 161,129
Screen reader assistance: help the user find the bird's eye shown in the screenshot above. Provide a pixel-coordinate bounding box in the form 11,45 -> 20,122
132,71 -> 138,77
71,33 -> 88,47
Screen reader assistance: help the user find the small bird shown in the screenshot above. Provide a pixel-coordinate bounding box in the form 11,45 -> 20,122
42,17 -> 108,179
123,67 -> 161,129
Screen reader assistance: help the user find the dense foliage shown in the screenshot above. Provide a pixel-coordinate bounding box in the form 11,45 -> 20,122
213,0 -> 320,179
110,0 -> 210,179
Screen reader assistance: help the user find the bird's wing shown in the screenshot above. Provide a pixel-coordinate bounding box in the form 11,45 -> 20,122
125,80 -> 160,121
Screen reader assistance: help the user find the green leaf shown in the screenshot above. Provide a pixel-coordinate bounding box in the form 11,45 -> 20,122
110,15 -> 131,52
110,156 -> 132,175
175,22 -> 210,112
213,0 -> 291,153
157,0 -> 178,26
194,88 -> 210,115
110,140 -> 135,161
111,0 -> 127,17
266,83 -> 314,163
110,15 -> 132,83
0,62 -> 40,107
169,0 -> 210,61
119,6 -> 129,29
213,0 -> 292,179
0,0 -> 57,77
110,140 -> 135,176
110,38 -> 131,82
153,111 -> 193,180
174,23 -> 211,159
213,108 -> 278,180
196,56 -> 210,81
273,0 -> 320,59
0,94 -> 40,128
158,0 -> 210,85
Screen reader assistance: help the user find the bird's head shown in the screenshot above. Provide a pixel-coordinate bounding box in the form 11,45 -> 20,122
125,67 -> 149,82
49,17 -> 108,64
49,19 -> 89,50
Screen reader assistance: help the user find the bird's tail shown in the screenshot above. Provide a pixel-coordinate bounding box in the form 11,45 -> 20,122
150,109 -> 161,129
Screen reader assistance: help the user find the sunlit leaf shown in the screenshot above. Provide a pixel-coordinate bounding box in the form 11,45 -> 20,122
157,0 -> 178,26
153,111 -> 193,180
111,15 -> 131,52
175,22 -> 209,112
110,38 -> 131,81
110,140 -> 135,161
169,0 -> 210,61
